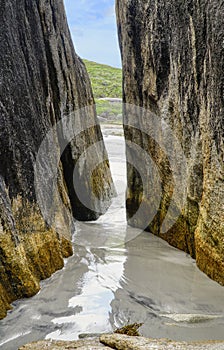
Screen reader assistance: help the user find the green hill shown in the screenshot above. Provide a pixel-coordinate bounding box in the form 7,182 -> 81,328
83,59 -> 122,98
83,59 -> 122,123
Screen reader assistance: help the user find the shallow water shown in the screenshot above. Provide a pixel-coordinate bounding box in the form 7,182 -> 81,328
0,128 -> 224,350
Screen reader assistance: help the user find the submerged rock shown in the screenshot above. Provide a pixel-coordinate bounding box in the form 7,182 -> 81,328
116,0 -> 224,284
160,313 -> 223,324
0,0 -> 114,319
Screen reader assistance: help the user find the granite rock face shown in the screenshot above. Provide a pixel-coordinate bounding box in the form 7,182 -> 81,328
0,0 -> 114,319
116,0 -> 224,284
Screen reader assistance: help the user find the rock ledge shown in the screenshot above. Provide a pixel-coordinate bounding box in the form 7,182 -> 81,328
19,334 -> 224,350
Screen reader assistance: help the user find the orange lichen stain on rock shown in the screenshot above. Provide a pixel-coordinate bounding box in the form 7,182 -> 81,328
195,228 -> 224,286
0,198 -> 73,319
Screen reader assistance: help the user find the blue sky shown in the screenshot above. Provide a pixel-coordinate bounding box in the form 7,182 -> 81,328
64,0 -> 121,68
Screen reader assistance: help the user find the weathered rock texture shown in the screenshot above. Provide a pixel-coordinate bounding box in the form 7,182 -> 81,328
100,334 -> 224,350
19,338 -> 109,350
0,0 -> 114,319
19,335 -> 224,350
116,0 -> 224,284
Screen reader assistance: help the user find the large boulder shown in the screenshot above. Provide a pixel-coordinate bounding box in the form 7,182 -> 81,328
0,0 -> 114,318
116,0 -> 224,284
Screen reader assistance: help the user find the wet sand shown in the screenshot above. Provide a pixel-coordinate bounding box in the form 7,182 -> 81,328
0,127 -> 223,349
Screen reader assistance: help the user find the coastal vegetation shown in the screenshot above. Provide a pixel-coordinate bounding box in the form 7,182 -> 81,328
84,59 -> 122,123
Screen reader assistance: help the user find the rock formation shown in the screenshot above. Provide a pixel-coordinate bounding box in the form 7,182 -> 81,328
0,0 -> 114,319
116,0 -> 224,284
19,335 -> 224,350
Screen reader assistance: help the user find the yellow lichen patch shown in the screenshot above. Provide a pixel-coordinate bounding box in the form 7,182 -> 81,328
0,232 -> 40,300
19,231 -> 64,281
0,284 -> 12,319
60,235 -> 73,258
195,228 -> 224,286
90,161 -> 112,199
114,323 -> 143,337
0,196 -> 73,319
